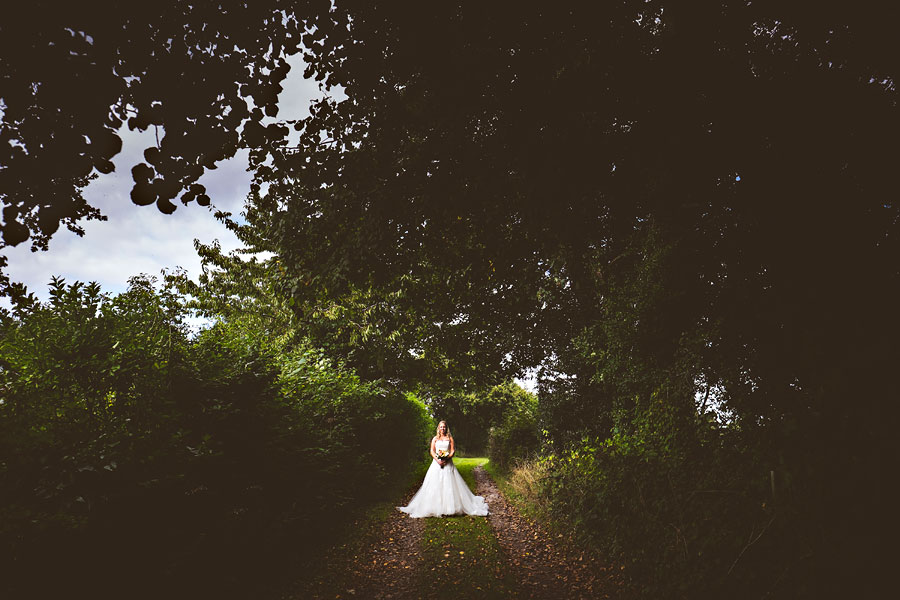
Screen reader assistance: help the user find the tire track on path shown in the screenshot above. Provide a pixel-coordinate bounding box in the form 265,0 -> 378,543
282,487 -> 424,600
474,465 -> 622,599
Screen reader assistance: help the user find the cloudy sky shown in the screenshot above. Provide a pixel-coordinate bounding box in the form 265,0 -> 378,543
1,54 -> 319,305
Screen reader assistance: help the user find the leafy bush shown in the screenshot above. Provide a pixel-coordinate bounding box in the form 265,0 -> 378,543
537,384 -> 877,599
523,216 -> 893,598
429,381 -> 536,456
487,384 -> 540,471
0,278 -> 432,598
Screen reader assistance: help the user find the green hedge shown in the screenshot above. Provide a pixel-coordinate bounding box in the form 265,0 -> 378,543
0,278 -> 432,598
487,390 -> 540,471
536,387 -> 878,598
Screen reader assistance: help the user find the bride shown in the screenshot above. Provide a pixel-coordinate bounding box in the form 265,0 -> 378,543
398,420 -> 489,518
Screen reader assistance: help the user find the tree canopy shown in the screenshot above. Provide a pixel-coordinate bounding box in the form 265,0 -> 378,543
5,0 -> 895,394
0,1 -> 309,254
1,3 -> 897,594
243,2 -> 898,386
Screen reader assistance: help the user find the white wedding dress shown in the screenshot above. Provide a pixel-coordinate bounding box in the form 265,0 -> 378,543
398,439 -> 489,518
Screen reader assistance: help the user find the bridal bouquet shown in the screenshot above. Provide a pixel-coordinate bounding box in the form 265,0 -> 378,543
436,449 -> 451,468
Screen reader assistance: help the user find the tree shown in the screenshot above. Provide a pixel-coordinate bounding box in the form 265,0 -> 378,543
242,5 -> 895,594
0,0 -> 306,257
8,2 -> 894,386
245,2 -> 897,383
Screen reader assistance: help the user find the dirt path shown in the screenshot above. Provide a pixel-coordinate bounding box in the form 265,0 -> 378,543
280,486 -> 424,600
286,467 -> 620,599
336,492 -> 425,600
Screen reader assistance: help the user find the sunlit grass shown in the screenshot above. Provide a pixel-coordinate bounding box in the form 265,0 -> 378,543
453,456 -> 488,487
483,458 -> 551,522
420,457 -> 515,597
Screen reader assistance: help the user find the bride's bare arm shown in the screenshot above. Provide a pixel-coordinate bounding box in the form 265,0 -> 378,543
449,435 -> 455,458
430,436 -> 438,460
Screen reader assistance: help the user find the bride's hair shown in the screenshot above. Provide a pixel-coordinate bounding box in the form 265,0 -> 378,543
436,420 -> 451,437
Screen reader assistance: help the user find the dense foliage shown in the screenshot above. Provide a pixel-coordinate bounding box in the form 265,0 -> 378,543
2,2 -> 897,597
256,4 -> 891,597
486,384 -> 541,471
0,278 -> 432,598
0,1 -> 310,254
427,381 -> 537,456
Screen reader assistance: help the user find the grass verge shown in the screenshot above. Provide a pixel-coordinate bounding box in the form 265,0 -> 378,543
484,457 -> 586,548
420,458 -> 515,598
482,458 -> 550,523
483,458 -> 608,568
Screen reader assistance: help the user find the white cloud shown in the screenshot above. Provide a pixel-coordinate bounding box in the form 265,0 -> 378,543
2,129 -> 248,302
279,53 -> 320,121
